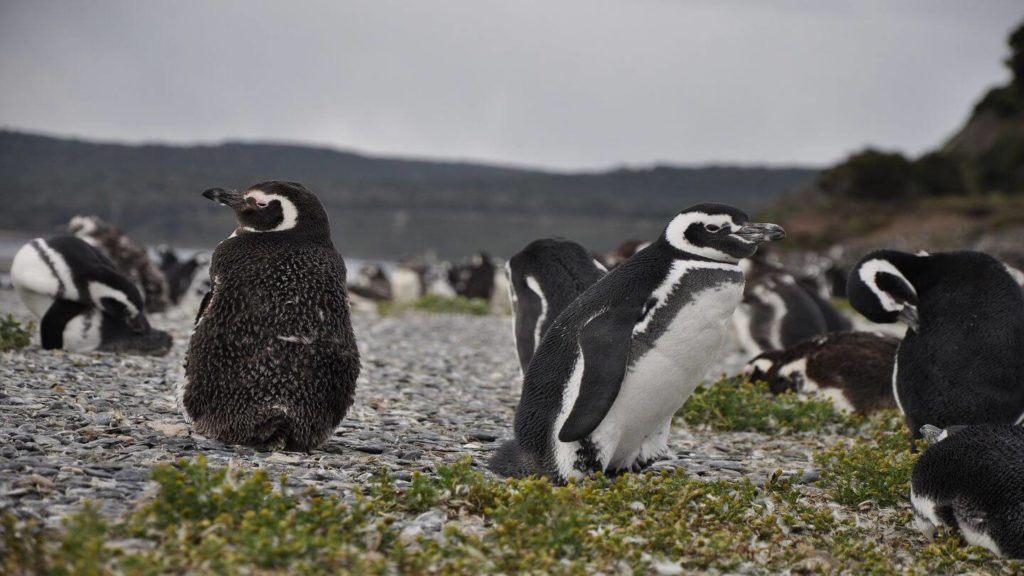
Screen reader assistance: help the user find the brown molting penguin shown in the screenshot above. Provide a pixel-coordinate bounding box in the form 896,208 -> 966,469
181,181 -> 360,451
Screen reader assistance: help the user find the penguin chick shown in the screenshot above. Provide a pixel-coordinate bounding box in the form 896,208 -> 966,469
847,250 -> 1024,439
491,204 -> 784,482
507,238 -> 607,373
743,331 -> 898,416
182,181 -> 360,452
911,423 -> 1024,559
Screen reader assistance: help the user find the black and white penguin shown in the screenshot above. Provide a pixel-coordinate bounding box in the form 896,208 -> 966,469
848,250 -> 1024,438
743,331 -> 898,416
731,255 -> 833,356
348,264 -> 393,302
450,252 -> 496,301
506,238 -> 607,373
490,204 -> 785,481
157,246 -> 211,306
10,235 -> 171,355
68,215 -> 171,313
911,423 -> 1024,559
182,181 -> 361,452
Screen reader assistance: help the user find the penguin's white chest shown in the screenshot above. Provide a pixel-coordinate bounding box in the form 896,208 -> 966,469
593,279 -> 742,469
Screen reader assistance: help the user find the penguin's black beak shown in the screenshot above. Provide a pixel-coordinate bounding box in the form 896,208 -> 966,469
735,222 -> 786,243
203,188 -> 245,208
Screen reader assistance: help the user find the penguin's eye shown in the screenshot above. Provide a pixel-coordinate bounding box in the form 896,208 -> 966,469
256,201 -> 269,208
704,224 -> 721,233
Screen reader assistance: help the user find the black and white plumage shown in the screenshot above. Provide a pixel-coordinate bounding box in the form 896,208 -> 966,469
506,238 -> 607,373
732,256 -> 837,356
449,252 -> 496,301
848,250 -> 1024,438
491,204 -> 785,482
183,181 -> 361,452
744,331 -> 898,416
10,235 -> 171,355
157,246 -> 210,306
911,424 -> 1024,559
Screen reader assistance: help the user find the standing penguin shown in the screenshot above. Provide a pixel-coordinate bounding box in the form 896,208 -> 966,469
10,235 -> 171,354
911,423 -> 1024,559
490,204 -> 785,481
182,181 -> 360,451
507,238 -> 607,373
743,331 -> 898,416
848,250 -> 1024,438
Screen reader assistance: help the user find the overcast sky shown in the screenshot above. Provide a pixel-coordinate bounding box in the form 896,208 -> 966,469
1,1 -> 1022,171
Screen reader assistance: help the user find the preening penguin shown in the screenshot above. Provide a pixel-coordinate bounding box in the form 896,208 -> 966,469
491,204 -> 785,482
183,181 -> 360,451
10,235 -> 171,355
744,331 -> 898,416
848,250 -> 1024,438
911,424 -> 1024,559
507,238 -> 607,373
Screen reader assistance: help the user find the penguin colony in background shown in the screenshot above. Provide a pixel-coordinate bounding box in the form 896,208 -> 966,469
181,181 -> 361,451
731,254 -> 849,357
848,249 -> 1024,438
744,331 -> 898,416
10,235 -> 171,355
912,424 -> 1024,559
491,204 -> 785,481
506,238 -> 607,373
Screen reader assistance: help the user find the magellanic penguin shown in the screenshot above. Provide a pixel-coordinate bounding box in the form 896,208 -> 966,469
743,331 -> 898,416
10,235 -> 171,355
183,181 -> 361,451
507,238 -> 608,373
911,423 -> 1024,559
490,204 -> 785,482
731,255 -> 835,357
68,215 -> 171,313
848,250 -> 1024,438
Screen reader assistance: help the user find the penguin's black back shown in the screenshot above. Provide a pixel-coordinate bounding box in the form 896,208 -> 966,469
508,238 -> 607,372
44,235 -> 123,298
185,230 -> 360,451
896,252 -> 1024,434
912,424 -> 1024,558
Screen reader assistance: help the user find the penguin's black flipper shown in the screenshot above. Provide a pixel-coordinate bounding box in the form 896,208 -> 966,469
558,305 -> 639,442
40,299 -> 91,349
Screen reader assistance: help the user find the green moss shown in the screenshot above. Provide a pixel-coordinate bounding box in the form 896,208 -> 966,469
4,453 -> 1020,574
0,313 -> 33,350
378,295 -> 493,316
813,413 -> 921,507
677,377 -> 856,433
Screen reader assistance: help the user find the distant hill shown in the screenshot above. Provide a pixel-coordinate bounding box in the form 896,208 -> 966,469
0,130 -> 816,258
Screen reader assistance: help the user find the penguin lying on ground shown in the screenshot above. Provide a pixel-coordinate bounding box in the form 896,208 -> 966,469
182,181 -> 361,451
731,255 -> 835,356
491,204 -> 785,481
10,236 -> 171,355
69,215 -> 171,313
911,423 -> 1024,559
348,264 -> 393,302
506,238 -> 607,373
744,331 -> 898,415
848,250 -> 1024,439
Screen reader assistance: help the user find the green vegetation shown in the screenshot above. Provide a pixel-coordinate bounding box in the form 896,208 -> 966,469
5,451 -> 1017,575
814,413 -> 921,508
378,295 -> 494,317
677,377 -> 856,433
0,314 -> 33,350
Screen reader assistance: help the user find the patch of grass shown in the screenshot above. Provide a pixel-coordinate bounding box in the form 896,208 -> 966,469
0,313 -> 33,350
378,295 -> 492,316
678,377 -> 857,433
813,412 -> 922,508
3,455 -> 1019,574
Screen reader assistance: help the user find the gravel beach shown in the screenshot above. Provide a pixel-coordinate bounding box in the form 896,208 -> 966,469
0,288 -> 833,534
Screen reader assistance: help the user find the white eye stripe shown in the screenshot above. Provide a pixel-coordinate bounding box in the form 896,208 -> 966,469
242,190 -> 298,232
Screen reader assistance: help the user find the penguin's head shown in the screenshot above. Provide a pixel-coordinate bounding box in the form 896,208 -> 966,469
202,181 -> 330,238
742,350 -> 797,394
848,250 -> 920,330
91,273 -> 150,333
662,204 -> 785,263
